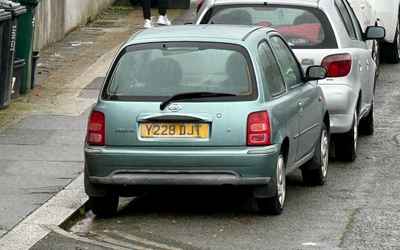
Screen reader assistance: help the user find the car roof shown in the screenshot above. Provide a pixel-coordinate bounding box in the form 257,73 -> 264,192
213,0 -> 320,7
126,25 -> 272,45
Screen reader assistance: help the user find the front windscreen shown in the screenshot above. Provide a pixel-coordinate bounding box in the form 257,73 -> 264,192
104,42 -> 257,101
202,5 -> 337,49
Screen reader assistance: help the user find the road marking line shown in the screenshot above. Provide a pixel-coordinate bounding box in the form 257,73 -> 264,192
94,234 -> 152,250
112,230 -> 182,250
48,225 -> 130,250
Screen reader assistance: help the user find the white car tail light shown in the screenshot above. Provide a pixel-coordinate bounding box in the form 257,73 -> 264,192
321,53 -> 352,77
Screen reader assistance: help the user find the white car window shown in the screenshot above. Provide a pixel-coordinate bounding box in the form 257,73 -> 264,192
203,5 -> 338,49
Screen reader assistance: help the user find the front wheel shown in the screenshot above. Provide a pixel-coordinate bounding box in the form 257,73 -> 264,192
335,111 -> 358,162
302,123 -> 329,186
256,154 -> 286,215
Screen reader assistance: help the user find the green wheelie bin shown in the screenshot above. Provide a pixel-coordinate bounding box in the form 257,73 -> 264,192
14,0 -> 39,94
0,8 -> 12,109
0,1 -> 26,107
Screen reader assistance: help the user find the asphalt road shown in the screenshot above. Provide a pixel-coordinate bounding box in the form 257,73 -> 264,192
50,62 -> 400,250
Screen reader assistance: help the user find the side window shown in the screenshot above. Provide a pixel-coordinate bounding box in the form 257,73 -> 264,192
342,0 -> 364,40
335,0 -> 357,39
269,36 -> 303,89
258,41 -> 286,97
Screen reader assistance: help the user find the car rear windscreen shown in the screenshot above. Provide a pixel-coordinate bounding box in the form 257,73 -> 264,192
104,42 -> 257,101
201,5 -> 338,49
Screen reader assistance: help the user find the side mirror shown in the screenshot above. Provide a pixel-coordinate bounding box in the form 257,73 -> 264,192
364,26 -> 386,40
305,66 -> 327,81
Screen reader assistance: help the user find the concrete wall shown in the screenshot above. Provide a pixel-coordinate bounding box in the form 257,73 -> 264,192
34,0 -> 116,50
64,0 -> 115,33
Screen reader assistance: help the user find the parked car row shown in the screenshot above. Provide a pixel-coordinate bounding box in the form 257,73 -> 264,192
84,0 -> 385,217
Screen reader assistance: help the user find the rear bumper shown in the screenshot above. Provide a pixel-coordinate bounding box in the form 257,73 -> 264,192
89,171 -> 271,186
85,145 -> 280,186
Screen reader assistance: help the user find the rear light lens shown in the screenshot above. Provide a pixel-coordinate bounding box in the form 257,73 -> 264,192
87,111 -> 105,146
321,53 -> 352,77
247,111 -> 271,146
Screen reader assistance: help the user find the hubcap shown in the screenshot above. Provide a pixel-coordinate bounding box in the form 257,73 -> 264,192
320,129 -> 329,178
276,156 -> 286,207
353,112 -> 358,152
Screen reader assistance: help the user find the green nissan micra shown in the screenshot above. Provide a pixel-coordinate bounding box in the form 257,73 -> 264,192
85,25 -> 330,217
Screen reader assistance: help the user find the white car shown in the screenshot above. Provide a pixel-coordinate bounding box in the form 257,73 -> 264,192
196,0 -> 385,161
347,0 -> 380,67
350,0 -> 400,63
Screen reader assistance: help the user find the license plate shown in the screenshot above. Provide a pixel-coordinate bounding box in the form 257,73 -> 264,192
140,123 -> 210,139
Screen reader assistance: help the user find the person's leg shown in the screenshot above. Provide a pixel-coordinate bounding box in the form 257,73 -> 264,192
141,0 -> 151,20
141,0 -> 153,28
158,0 -> 167,16
157,0 -> 171,25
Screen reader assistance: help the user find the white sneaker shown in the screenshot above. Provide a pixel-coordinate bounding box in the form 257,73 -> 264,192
143,19 -> 153,29
157,15 -> 171,26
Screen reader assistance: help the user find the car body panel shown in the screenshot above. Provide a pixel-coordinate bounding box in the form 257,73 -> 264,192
349,0 -> 399,43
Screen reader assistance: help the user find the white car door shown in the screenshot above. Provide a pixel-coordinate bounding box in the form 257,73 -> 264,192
343,0 -> 375,112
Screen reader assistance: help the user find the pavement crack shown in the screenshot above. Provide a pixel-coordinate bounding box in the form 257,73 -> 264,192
339,207 -> 361,248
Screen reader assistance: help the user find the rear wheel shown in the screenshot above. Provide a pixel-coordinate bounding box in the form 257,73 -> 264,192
335,111 -> 358,162
256,154 -> 286,215
381,20 -> 400,64
89,195 -> 119,218
302,123 -> 329,186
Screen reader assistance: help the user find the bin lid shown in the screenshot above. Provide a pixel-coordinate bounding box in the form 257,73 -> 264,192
13,0 -> 39,8
0,8 -> 11,22
0,1 -> 27,16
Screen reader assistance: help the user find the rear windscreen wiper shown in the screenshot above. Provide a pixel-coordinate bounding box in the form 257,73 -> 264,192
160,92 -> 237,110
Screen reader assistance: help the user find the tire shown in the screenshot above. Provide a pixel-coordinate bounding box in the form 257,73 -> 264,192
302,123 -> 329,186
359,99 -> 374,136
381,21 -> 400,64
256,154 -> 286,215
335,111 -> 358,162
89,195 -> 119,218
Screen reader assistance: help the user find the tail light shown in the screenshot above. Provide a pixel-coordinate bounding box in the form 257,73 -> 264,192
321,53 -> 352,77
196,0 -> 204,13
87,111 -> 105,146
247,111 -> 271,146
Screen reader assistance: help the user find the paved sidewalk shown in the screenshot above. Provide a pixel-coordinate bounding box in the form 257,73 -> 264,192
0,2 -> 181,241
